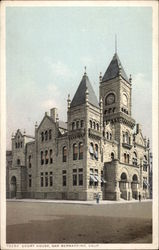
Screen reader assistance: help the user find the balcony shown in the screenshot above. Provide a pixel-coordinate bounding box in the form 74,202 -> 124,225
68,128 -> 85,139
122,143 -> 132,149
89,128 -> 102,139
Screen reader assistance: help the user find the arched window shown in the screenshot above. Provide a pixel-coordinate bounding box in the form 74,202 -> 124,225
132,174 -> 138,182
89,142 -> 94,159
45,131 -> 48,141
124,153 -> 127,163
79,142 -> 84,160
90,120 -> 92,128
49,130 -> 52,140
113,107 -> 116,113
73,144 -> 78,160
96,123 -> 99,131
18,142 -> 20,148
76,121 -> 79,129
63,146 -> 67,162
17,159 -> 20,165
127,154 -> 130,164
93,121 -> 96,129
121,172 -> 127,181
133,152 -> 137,166
94,144 -> 98,160
110,133 -> 112,140
72,122 -> 75,130
50,149 -> 53,164
41,132 -> 44,142
111,152 -> 114,160
45,150 -> 48,164
41,151 -> 44,165
80,120 -> 84,128
15,142 -> 17,148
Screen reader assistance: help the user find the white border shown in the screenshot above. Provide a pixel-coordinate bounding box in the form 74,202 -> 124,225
0,1 -> 158,249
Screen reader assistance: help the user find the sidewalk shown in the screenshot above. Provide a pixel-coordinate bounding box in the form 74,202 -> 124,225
7,198 -> 152,205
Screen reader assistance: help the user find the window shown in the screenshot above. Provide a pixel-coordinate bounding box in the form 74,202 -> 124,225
133,152 -> 137,166
17,159 -> 20,165
41,132 -> 44,142
124,153 -> 127,163
111,152 -> 114,160
127,154 -> 130,164
79,142 -> 83,160
50,172 -> 53,186
93,121 -> 96,129
73,174 -> 77,186
110,133 -> 112,140
45,172 -> 48,187
63,146 -> 67,162
76,121 -> 79,129
143,156 -> 147,171
45,131 -> 48,141
94,169 -> 98,186
49,129 -> 52,140
50,149 -> 53,164
18,142 -> 20,148
41,151 -> 44,165
72,122 -> 75,130
113,107 -> 116,113
73,144 -> 78,160
62,171 -> 67,186
96,123 -> 99,131
15,142 -> 17,148
45,150 -> 49,164
80,120 -> 84,128
121,172 -> 127,181
143,177 -> 148,189
132,174 -> 138,182
123,134 -> 125,143
29,174 -> 32,187
89,143 -> 94,159
79,173 -> 83,186
21,142 -> 23,147
94,144 -> 98,160
90,120 -> 92,128
40,173 -> 44,187
29,155 -> 31,168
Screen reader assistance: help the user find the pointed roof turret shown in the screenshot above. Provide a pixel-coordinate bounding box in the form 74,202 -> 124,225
102,53 -> 129,83
70,71 -> 99,108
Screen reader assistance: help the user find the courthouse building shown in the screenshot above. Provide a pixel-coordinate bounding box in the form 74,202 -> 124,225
6,52 -> 150,200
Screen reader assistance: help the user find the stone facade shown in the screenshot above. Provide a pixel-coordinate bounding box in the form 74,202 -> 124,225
6,53 -> 150,201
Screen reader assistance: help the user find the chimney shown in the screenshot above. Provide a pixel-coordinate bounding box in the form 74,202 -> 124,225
50,108 -> 57,122
136,124 -> 142,134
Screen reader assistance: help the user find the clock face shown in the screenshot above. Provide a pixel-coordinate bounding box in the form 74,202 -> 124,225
123,94 -> 128,106
106,93 -> 115,105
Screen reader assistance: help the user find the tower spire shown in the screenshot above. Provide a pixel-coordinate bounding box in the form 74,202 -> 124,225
115,34 -> 117,54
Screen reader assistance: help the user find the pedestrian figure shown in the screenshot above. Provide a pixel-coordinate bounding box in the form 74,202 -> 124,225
96,193 -> 100,204
139,193 -> 141,202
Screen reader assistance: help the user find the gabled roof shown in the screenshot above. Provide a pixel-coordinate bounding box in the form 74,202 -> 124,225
70,73 -> 99,108
102,53 -> 129,83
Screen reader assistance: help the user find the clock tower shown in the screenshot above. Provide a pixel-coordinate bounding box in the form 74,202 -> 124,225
99,53 -> 135,160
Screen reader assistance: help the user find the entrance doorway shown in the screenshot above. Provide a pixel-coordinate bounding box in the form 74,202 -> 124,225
10,176 -> 17,198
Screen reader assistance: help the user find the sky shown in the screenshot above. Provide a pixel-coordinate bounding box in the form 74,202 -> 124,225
6,6 -> 152,150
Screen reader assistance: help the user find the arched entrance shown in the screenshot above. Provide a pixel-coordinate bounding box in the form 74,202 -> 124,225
10,176 -> 17,198
119,172 -> 128,200
131,174 -> 139,199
